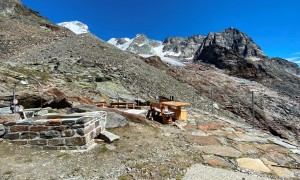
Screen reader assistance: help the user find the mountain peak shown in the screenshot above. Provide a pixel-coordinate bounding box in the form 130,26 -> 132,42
194,28 -> 266,61
223,27 -> 241,34
57,21 -> 89,35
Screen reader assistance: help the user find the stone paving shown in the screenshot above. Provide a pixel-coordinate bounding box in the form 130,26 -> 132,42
180,109 -> 300,179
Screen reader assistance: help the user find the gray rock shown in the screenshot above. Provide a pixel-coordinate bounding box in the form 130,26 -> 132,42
34,109 -> 49,116
40,130 -> 60,139
71,104 -> 102,113
163,35 -> 205,59
0,107 -> 12,114
106,111 -> 128,129
194,27 -> 266,60
0,114 -> 21,124
98,130 -> 120,143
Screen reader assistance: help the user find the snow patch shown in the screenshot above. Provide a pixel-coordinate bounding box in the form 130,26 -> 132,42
108,36 -> 185,67
108,38 -> 133,50
57,21 -> 89,35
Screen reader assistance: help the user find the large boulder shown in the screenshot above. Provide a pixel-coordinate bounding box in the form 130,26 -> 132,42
71,104 -> 102,113
106,111 -> 127,129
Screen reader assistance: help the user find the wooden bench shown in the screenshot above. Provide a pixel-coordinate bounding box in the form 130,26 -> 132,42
149,102 -> 174,124
94,101 -> 108,108
109,102 -> 136,109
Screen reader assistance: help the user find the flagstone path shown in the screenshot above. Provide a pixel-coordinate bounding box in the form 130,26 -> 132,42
180,109 -> 300,179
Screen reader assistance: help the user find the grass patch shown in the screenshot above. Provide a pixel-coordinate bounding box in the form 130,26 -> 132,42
72,167 -> 81,174
135,162 -> 145,169
159,166 -> 170,177
97,145 -> 109,154
175,173 -> 185,180
4,170 -> 13,175
10,66 -> 50,82
24,158 -> 33,163
56,152 -> 70,159
118,174 -> 133,180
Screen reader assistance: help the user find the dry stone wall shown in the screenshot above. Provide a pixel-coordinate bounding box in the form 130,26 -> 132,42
3,112 -> 107,150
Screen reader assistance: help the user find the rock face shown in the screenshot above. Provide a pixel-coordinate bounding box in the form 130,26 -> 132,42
162,35 -> 205,59
108,34 -> 205,64
196,44 -> 268,80
194,27 -> 267,61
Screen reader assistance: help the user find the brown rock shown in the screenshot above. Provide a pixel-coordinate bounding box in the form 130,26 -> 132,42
202,155 -> 233,168
236,158 -> 271,173
10,140 -> 28,145
197,124 -> 222,131
47,119 -> 62,125
227,133 -> 265,142
233,142 -> 260,155
261,158 -> 295,179
30,126 -> 50,131
29,139 -> 48,145
261,151 -> 294,165
48,138 -> 65,146
20,132 -> 39,139
10,125 -> 29,132
51,125 -> 68,131
185,135 -> 221,146
198,145 -> 242,158
256,144 -> 290,154
183,124 -> 197,130
65,137 -> 87,146
0,114 -> 21,124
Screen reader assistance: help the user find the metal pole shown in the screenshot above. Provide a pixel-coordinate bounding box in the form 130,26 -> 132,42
252,91 -> 255,129
13,88 -> 16,113
210,88 -> 214,114
117,93 -> 119,108
192,92 -> 195,108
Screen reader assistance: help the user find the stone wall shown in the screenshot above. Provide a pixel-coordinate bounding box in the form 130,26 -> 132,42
3,112 -> 107,150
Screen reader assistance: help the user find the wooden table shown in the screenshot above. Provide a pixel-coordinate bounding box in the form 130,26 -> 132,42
160,101 -> 190,120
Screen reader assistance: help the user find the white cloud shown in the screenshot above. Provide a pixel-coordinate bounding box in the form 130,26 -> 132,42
286,57 -> 300,61
293,52 -> 300,55
285,57 -> 300,65
293,60 -> 300,64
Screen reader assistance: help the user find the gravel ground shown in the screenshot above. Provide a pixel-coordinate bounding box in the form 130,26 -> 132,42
0,115 -> 277,180
183,163 -> 271,180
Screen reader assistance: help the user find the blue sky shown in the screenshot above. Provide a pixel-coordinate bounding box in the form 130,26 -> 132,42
21,0 -> 300,64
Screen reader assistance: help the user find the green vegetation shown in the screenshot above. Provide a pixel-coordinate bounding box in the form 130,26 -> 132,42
24,158 -> 33,163
9,66 -> 51,82
4,170 -> 13,175
56,152 -> 70,159
97,145 -> 109,154
118,174 -> 133,180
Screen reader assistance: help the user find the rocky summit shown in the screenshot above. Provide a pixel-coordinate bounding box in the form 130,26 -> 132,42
0,0 -> 300,179
194,27 -> 267,61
